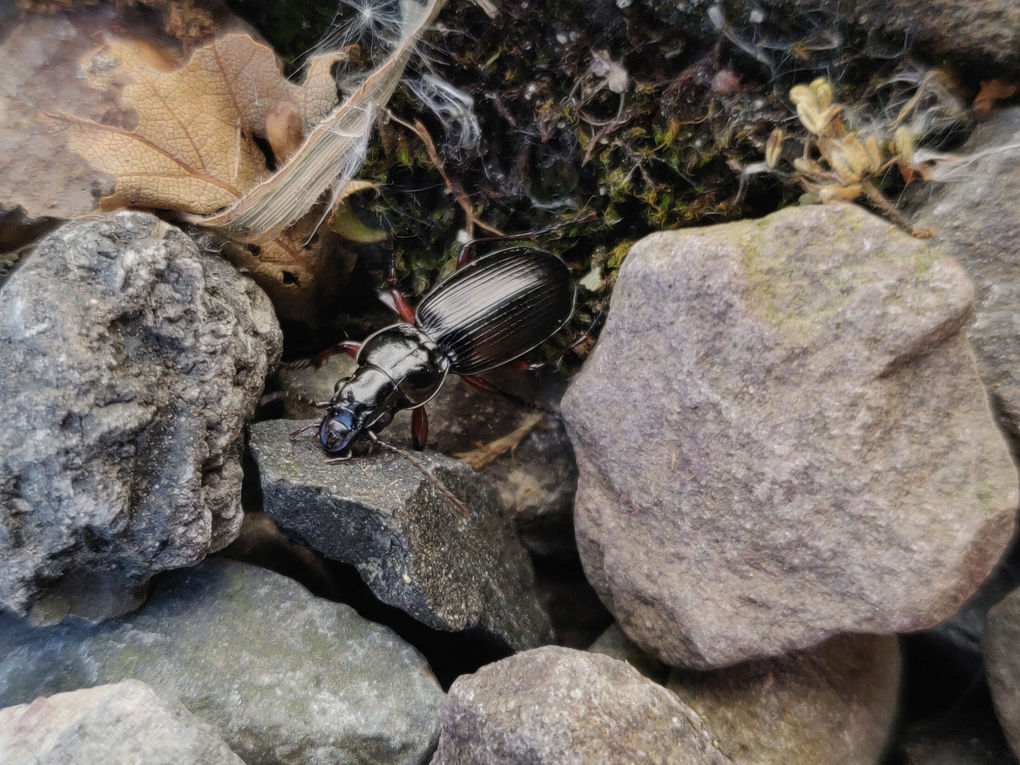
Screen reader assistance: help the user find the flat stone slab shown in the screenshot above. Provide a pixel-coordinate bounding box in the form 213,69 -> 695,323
249,419 -> 552,651
0,559 -> 444,765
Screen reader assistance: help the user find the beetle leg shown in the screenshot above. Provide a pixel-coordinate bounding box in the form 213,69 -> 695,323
315,340 -> 361,364
460,374 -> 557,415
379,288 -> 417,324
519,304 -> 607,371
411,407 -> 429,451
280,340 -> 361,370
322,449 -> 353,465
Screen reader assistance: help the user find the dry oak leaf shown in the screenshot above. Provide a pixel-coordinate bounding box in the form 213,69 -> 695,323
44,33 -> 367,324
45,33 -> 343,214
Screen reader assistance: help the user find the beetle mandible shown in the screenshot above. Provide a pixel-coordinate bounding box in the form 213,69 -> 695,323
303,246 -> 576,460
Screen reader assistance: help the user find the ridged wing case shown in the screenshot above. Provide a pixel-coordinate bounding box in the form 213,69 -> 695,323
416,247 -> 575,375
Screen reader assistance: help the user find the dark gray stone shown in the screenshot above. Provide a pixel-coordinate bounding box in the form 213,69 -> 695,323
0,212 -> 281,622
431,646 -> 734,765
667,634 -> 901,765
277,361 -> 578,557
837,0 -> 1020,66
0,679 -> 244,765
562,204 -> 1018,669
249,418 -> 553,650
0,558 -> 444,765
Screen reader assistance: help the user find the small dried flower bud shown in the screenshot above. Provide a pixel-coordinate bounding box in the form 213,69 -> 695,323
811,78 -> 833,110
793,157 -> 814,175
892,126 -> 914,165
789,84 -> 813,108
765,128 -> 784,168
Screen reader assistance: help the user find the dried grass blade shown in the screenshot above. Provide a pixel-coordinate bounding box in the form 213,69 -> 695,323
190,0 -> 447,243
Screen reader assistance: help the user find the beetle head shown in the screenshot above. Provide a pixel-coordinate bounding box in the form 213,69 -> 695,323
318,404 -> 362,454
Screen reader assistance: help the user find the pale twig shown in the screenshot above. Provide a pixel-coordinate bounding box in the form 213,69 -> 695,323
454,412 -> 545,469
390,114 -> 502,238
368,433 -> 472,517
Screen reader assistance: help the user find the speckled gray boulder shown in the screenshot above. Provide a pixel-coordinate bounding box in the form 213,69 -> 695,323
0,559 -> 444,765
668,634 -> 902,765
0,212 -> 281,622
0,679 -> 244,765
249,419 -> 552,651
562,204 -> 1018,669
431,646 -> 734,765
914,108 -> 1020,440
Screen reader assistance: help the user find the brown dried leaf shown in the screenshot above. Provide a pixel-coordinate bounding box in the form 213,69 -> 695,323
974,79 -> 1018,121
45,34 -> 340,214
42,32 -> 356,323
193,0 -> 447,243
20,0 -> 220,46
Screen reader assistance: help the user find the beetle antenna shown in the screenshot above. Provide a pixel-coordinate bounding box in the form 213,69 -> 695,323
366,432 -> 472,518
288,422 -> 322,441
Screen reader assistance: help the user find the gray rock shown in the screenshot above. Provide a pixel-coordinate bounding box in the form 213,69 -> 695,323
724,0 -> 1020,68
0,558 -> 444,765
587,623 -> 668,684
0,212 -> 282,622
837,0 -> 1020,67
0,7 -> 120,220
667,634 -> 902,765
277,361 -> 578,557
390,374 -> 578,559
0,679 -> 244,765
562,204 -> 1018,669
221,511 -> 343,601
249,418 -> 552,650
914,108 -> 1020,442
431,645 -> 734,765
983,587 -> 1020,760
896,700 -> 1017,765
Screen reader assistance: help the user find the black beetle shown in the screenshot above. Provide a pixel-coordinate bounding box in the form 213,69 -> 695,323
305,246 -> 576,460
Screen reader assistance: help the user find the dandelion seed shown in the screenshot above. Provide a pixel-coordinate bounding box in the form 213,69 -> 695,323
407,73 -> 481,153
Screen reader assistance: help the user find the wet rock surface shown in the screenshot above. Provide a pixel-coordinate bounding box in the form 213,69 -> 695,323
667,634 -> 901,765
0,558 -> 443,765
431,645 -> 734,765
562,203 -> 1018,669
0,679 -> 244,765
0,212 -> 281,621
914,108 -> 1020,441
249,418 -> 552,650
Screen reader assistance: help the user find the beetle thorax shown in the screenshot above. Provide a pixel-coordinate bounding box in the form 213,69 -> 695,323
318,324 -> 451,454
